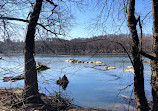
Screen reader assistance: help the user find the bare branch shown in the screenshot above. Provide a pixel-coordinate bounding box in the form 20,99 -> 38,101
142,11 -> 152,22
0,17 -> 28,23
119,82 -> 133,91
45,0 -> 58,12
140,51 -> 158,61
116,42 -> 133,65
0,17 -> 59,35
46,0 -> 56,6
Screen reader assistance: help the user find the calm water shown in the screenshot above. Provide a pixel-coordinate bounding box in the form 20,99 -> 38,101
0,53 -> 152,110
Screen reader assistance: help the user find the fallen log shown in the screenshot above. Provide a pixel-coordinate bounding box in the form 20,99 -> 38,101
3,62 -> 50,82
36,62 -> 50,71
3,74 -> 24,82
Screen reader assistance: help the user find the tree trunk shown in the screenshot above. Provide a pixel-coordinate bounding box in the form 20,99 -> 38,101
151,0 -> 158,110
128,0 -> 150,110
24,0 -> 43,103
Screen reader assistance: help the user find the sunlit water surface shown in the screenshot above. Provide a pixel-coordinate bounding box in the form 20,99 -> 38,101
0,53 -> 152,110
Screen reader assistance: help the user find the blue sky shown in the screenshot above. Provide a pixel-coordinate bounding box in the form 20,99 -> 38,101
67,0 -> 153,39
0,0 -> 153,41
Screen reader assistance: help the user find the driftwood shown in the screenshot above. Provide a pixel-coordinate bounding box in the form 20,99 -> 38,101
3,74 -> 24,82
36,62 -> 50,71
124,66 -> 134,72
3,62 -> 50,82
56,75 -> 69,90
120,94 -> 134,102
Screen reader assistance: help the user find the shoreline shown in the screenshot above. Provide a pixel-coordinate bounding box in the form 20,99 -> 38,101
0,87 -> 111,111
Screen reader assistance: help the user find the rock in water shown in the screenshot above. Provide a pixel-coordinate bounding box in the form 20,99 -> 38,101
124,69 -> 134,72
104,65 -> 116,69
126,66 -> 133,68
36,62 -> 50,71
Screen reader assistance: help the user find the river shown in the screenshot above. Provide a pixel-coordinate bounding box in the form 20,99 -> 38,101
0,53 -> 152,110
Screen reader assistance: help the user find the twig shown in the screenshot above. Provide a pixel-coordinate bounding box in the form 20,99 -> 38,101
142,11 -> 152,22
119,82 -> 134,91
128,86 -> 134,111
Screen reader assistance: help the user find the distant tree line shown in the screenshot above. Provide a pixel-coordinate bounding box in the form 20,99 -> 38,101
0,34 -> 152,54
0,39 -> 23,53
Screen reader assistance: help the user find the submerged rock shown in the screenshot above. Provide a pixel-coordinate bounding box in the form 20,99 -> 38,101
124,65 -> 134,72
65,59 -> 84,63
88,61 -> 93,63
77,60 -> 84,63
126,66 -> 133,68
124,69 -> 134,72
104,65 -> 116,69
104,65 -> 110,68
65,59 -> 76,63
94,61 -> 103,64
107,66 -> 116,69
65,59 -> 104,64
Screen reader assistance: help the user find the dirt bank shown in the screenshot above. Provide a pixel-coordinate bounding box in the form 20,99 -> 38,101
0,88 -> 110,111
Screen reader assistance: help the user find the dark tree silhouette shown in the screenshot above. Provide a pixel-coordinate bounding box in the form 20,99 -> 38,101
127,0 -> 150,110
151,0 -> 158,110
24,0 -> 43,103
0,0 -> 73,104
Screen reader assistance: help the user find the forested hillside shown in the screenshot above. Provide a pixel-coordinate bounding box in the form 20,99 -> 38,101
0,34 -> 152,54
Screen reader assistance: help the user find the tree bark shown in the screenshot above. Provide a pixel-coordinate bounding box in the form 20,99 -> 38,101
128,0 -> 150,110
24,0 -> 43,103
151,0 -> 158,110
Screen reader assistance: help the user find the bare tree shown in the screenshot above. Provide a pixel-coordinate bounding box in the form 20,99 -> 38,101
138,0 -> 158,110
127,0 -> 150,110
24,0 -> 43,103
0,0 -> 75,104
151,0 -> 158,110
89,0 -> 150,110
